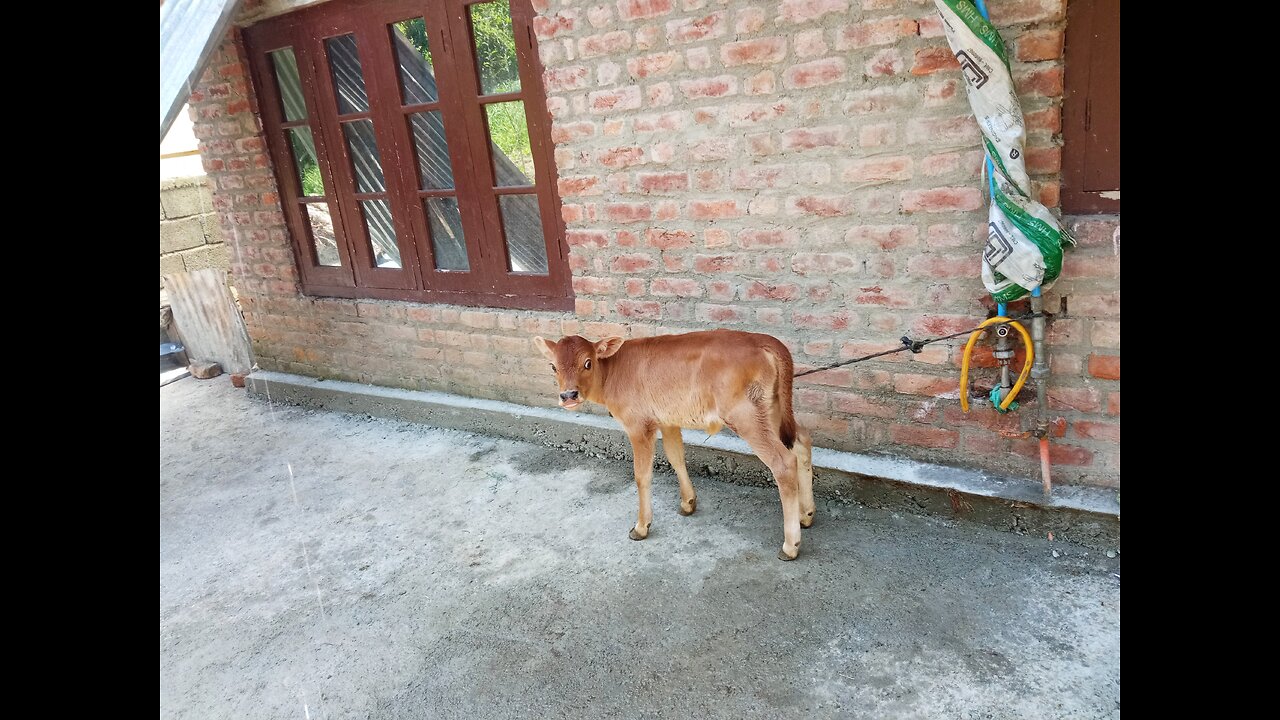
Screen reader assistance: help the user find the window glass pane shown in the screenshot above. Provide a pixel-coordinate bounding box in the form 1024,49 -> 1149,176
499,194 -> 547,274
287,127 -> 324,196
426,197 -> 468,271
391,19 -> 438,104
360,199 -> 401,268
470,0 -> 520,95
409,112 -> 454,190
325,34 -> 370,114
301,202 -> 341,267
485,101 -> 534,187
341,120 -> 386,193
269,48 -> 306,121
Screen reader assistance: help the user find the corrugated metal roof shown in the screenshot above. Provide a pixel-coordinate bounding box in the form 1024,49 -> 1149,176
160,0 -> 243,142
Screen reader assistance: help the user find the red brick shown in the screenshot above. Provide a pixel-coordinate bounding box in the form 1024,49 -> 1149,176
859,124 -> 897,148
721,37 -> 787,66
627,52 -> 681,79
788,195 -> 853,217
911,46 -> 959,76
745,281 -> 800,301
1064,255 -> 1120,280
690,138 -> 736,160
533,11 -> 577,39
837,16 -> 917,49
1026,107 -> 1061,133
728,102 -> 788,127
679,75 -> 738,99
617,0 -> 674,21
647,83 -> 675,107
565,230 -> 609,249
579,31 -> 632,58
610,254 -> 657,273
666,12 -> 726,43
1107,392 -> 1120,416
843,86 -> 914,115
865,49 -> 904,77
941,406 -> 1021,433
1088,354 -> 1120,380
1016,29 -> 1064,61
795,29 -> 829,58
1091,321 -> 1120,349
841,157 -> 912,183
606,203 -> 652,224
892,425 -> 959,449
1025,146 -> 1061,175
1048,387 -> 1101,413
907,255 -> 974,279
694,170 -> 724,191
589,86 -> 642,113
696,304 -> 747,323
637,172 -> 690,193
624,278 -> 647,297
730,166 -> 790,190
792,253 -> 857,275
745,71 -> 777,95
782,126 -> 847,150
735,7 -> 766,34
783,58 -> 847,89
559,176 -> 602,196
633,112 -> 685,133
901,187 -> 983,212
616,299 -> 663,320
738,228 -> 798,249
907,116 -> 981,145
693,254 -> 744,273
989,0 -> 1066,25
1013,441 -> 1092,466
793,311 -> 852,331
831,392 -> 898,419
689,199 -> 742,219
573,276 -> 617,295
893,373 -> 956,397
650,278 -> 702,297
706,280 -> 735,300
778,0 -> 850,24
1075,421 -> 1120,442
1015,67 -> 1064,98
643,228 -> 693,250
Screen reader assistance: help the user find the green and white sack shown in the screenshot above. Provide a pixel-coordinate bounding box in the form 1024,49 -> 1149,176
932,0 -> 1072,303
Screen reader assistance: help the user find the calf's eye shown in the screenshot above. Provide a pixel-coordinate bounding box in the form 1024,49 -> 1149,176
584,360 -> 592,370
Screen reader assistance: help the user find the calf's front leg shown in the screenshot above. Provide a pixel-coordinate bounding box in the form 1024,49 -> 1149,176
626,424 -> 657,540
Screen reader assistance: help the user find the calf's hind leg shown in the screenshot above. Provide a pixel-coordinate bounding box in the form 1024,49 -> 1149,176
661,426 -> 697,516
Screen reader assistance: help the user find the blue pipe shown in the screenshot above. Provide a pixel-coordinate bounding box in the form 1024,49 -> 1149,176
973,0 -> 997,205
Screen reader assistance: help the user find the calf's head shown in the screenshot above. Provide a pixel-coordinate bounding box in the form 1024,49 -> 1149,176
533,335 -> 624,410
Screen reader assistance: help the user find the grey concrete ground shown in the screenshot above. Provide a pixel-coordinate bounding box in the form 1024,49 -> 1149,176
160,378 -> 1120,720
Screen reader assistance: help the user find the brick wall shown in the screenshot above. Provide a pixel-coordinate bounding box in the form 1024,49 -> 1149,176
160,176 -> 227,294
192,0 -> 1119,488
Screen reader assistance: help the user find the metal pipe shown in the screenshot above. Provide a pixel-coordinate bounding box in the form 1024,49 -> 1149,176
1029,288 -> 1051,496
993,302 -> 1013,403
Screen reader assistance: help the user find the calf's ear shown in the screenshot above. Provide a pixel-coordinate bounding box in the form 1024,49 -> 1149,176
533,336 -> 557,361
595,336 -> 624,358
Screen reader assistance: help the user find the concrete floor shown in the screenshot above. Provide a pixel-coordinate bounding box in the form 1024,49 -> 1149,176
160,377 -> 1120,719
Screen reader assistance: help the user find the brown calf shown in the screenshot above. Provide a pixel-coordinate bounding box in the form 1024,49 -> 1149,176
534,330 -> 815,560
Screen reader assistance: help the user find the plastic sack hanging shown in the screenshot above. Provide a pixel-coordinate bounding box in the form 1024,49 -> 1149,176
931,0 -> 1072,303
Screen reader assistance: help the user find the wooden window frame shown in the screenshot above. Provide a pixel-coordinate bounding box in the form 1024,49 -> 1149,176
244,0 -> 573,311
1062,0 -> 1120,214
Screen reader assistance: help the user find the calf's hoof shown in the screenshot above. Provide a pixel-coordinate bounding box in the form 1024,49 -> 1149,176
679,498 -> 697,516
800,511 -> 815,529
628,523 -> 650,541
777,546 -> 799,561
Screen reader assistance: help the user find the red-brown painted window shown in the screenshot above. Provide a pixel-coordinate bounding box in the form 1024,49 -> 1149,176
1062,0 -> 1120,214
244,0 -> 571,310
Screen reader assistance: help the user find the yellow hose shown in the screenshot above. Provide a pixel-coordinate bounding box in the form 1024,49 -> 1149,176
960,316 -> 1034,413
